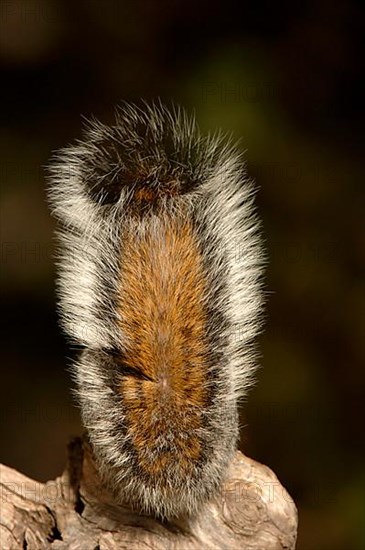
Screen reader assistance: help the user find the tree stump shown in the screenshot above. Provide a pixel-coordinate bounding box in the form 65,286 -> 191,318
0,436 -> 298,549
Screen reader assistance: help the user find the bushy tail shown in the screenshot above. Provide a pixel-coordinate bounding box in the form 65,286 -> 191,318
47,101 -> 265,518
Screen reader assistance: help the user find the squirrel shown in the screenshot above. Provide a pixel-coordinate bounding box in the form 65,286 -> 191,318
47,101 -> 265,520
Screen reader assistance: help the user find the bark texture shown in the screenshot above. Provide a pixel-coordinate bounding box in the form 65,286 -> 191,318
0,437 -> 297,549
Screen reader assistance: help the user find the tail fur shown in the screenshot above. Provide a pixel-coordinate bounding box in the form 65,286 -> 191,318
47,101 -> 264,519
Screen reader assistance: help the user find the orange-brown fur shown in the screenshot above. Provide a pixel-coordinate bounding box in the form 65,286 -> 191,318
48,102 -> 264,518
118,214 -> 208,476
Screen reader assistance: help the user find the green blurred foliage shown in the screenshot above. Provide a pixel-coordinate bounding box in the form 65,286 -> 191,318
0,1 -> 363,549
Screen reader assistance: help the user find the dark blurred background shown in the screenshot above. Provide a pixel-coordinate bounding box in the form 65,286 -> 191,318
1,1 -> 364,548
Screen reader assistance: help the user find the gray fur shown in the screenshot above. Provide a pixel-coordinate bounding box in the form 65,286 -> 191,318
47,101 -> 265,519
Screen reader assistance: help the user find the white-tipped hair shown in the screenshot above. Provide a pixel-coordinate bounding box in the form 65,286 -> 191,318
47,101 -> 265,519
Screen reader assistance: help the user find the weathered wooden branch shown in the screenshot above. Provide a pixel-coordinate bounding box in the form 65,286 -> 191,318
0,436 -> 297,549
